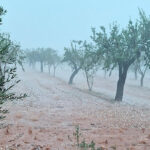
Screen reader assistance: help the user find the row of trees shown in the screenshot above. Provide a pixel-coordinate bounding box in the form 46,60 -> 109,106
63,10 -> 150,101
0,7 -> 26,119
26,48 -> 61,76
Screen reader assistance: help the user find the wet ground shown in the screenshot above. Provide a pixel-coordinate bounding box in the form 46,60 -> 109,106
0,69 -> 150,150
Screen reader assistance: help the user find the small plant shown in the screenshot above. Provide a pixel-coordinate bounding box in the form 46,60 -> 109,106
73,125 -> 81,147
73,126 -> 104,150
80,140 -> 89,150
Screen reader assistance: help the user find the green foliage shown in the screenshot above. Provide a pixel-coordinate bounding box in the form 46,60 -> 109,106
62,9 -> 150,101
91,15 -> 143,101
72,126 -> 107,150
82,41 -> 100,91
63,40 -> 84,71
63,40 -> 86,84
73,125 -> 81,147
0,34 -> 27,119
138,9 -> 150,68
91,20 -> 140,71
63,40 -> 100,86
0,7 -> 26,120
72,126 -> 132,150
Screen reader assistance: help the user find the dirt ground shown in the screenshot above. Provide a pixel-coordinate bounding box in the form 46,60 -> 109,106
1,68 -> 150,150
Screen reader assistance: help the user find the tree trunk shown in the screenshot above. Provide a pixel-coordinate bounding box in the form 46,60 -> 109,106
104,69 -> 107,78
85,70 -> 93,91
134,69 -> 138,80
48,65 -> 51,75
115,65 -> 128,101
53,66 -> 56,77
140,74 -> 144,87
40,61 -> 43,72
68,68 -> 80,84
139,65 -> 148,87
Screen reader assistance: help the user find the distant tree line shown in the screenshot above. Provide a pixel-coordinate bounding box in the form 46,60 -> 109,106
63,9 -> 150,101
26,48 -> 61,77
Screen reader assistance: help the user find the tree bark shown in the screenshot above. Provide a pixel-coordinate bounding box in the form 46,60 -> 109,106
68,68 -> 80,84
115,64 -> 128,101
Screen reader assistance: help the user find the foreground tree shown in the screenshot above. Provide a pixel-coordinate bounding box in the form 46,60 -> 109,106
0,7 -> 26,119
63,41 -> 84,84
92,21 -> 141,101
0,35 -> 26,119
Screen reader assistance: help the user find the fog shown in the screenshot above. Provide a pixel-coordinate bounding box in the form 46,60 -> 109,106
1,1 -> 150,150
23,63 -> 150,108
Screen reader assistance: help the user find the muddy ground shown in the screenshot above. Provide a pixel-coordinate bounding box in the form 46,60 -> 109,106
0,67 -> 150,150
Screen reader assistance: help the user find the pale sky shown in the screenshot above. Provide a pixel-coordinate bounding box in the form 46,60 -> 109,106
1,0 -> 150,54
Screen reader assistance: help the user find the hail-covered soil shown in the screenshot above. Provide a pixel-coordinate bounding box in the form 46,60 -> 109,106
0,70 -> 150,150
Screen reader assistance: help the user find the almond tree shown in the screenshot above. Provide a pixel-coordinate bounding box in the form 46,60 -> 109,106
92,20 -> 141,101
138,10 -> 150,77
81,41 -> 99,91
63,41 -> 84,84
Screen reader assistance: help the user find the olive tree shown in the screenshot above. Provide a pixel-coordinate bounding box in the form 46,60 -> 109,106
0,7 -> 26,119
0,34 -> 26,119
